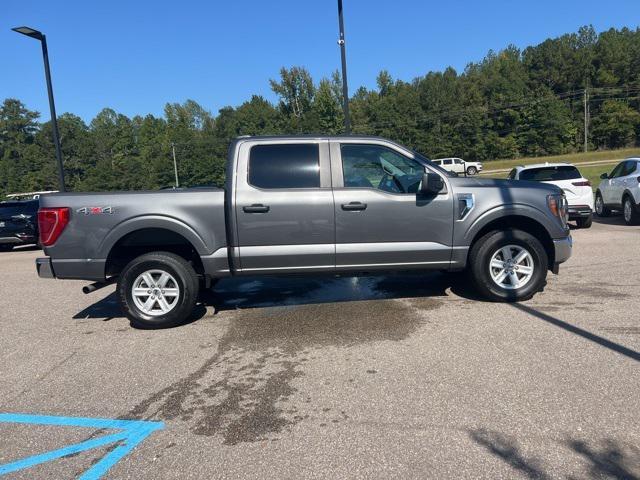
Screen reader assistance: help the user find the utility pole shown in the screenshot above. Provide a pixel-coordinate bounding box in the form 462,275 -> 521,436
171,143 -> 179,188
337,0 -> 351,134
583,88 -> 589,153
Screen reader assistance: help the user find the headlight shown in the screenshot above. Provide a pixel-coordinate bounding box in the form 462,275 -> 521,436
547,194 -> 568,226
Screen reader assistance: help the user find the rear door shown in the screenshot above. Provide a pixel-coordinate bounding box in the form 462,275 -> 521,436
331,140 -> 454,270
233,140 -> 335,273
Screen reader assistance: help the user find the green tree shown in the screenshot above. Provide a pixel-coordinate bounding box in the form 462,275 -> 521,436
591,100 -> 640,148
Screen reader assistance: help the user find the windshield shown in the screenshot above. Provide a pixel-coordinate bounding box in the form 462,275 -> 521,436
519,166 -> 581,182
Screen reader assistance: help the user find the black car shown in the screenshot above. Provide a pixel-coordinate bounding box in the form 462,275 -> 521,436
0,200 -> 39,251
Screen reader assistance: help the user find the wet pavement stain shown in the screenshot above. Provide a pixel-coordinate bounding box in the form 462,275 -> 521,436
128,276 -> 443,445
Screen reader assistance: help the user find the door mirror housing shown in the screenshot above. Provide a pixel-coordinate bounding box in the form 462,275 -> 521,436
420,172 -> 447,195
600,173 -> 609,180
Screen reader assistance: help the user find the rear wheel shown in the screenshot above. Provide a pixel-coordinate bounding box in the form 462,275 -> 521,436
117,251 -> 199,329
0,245 -> 14,252
623,196 -> 640,225
576,214 -> 593,229
469,229 -> 548,302
595,192 -> 610,217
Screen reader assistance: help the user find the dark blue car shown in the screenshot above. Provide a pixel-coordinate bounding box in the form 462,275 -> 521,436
0,200 -> 39,251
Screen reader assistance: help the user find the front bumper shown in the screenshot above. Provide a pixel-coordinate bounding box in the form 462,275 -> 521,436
36,257 -> 55,278
553,235 -> 573,267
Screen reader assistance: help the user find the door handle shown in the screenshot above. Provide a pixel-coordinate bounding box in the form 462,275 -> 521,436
243,204 -> 270,213
341,202 -> 367,211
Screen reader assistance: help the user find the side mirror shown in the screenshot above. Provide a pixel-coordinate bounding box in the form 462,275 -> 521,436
600,173 -> 609,180
420,172 -> 447,195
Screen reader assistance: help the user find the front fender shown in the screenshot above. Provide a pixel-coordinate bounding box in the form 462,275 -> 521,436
461,203 -> 563,244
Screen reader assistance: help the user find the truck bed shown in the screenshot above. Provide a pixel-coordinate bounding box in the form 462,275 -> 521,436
39,188 -> 228,280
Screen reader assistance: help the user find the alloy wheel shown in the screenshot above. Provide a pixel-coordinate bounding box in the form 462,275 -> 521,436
624,199 -> 632,223
489,245 -> 535,290
131,269 -> 180,316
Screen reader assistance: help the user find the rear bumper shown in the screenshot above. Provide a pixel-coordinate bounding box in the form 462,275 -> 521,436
567,205 -> 592,219
553,235 -> 573,265
35,257 -> 106,281
0,235 -> 36,245
36,257 -> 55,278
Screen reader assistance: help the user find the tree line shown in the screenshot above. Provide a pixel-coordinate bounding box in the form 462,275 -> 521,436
3,25 -> 640,196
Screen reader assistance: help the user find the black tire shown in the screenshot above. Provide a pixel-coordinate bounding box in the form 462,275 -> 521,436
594,191 -> 610,217
0,245 -> 14,252
622,196 -> 640,225
467,166 -> 478,175
117,251 -> 199,329
468,229 -> 548,302
576,214 -> 593,229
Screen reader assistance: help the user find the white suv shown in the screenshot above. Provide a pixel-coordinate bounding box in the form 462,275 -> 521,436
508,163 -> 594,228
432,157 -> 483,175
595,158 -> 640,225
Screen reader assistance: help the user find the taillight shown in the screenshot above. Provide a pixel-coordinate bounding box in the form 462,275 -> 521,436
38,207 -> 70,246
572,180 -> 591,187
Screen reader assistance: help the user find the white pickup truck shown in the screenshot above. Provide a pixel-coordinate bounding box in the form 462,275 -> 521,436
432,157 -> 483,176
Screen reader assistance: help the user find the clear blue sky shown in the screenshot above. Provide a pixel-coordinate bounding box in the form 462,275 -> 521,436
2,0 -> 638,123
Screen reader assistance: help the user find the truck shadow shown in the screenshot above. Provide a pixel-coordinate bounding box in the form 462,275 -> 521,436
73,271 -> 472,323
468,428 -> 640,479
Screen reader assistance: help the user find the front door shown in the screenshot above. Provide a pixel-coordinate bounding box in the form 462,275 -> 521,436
605,161 -> 626,204
234,140 -> 335,273
331,141 -> 454,270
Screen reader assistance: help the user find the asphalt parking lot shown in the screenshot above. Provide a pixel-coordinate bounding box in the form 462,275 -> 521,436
0,216 -> 639,479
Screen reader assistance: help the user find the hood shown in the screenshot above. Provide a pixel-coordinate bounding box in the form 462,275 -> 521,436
450,177 -> 562,195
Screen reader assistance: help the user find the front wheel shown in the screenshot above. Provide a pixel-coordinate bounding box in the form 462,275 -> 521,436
117,251 -> 199,328
0,245 -> 14,252
595,192 -> 610,217
469,229 -> 548,302
466,166 -> 478,175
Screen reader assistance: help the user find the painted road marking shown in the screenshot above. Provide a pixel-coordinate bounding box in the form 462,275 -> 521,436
0,413 -> 164,479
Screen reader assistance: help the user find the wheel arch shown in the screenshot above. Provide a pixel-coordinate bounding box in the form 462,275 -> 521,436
622,189 -> 635,203
467,214 -> 555,269
105,227 -> 205,278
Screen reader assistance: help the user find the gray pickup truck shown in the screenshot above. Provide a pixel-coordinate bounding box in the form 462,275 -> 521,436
36,136 -> 572,328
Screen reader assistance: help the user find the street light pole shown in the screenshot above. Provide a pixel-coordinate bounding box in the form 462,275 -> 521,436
12,26 -> 66,192
337,0 -> 351,134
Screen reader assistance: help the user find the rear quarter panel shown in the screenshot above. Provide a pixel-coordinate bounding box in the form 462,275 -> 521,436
40,189 -> 227,262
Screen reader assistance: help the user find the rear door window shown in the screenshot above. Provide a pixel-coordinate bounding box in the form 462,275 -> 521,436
248,144 -> 320,189
518,166 -> 581,182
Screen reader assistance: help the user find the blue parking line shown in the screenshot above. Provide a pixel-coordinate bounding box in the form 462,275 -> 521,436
0,413 -> 164,479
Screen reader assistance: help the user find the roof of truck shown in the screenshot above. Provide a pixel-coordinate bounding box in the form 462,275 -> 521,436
230,135 -> 422,159
233,134 -> 395,142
